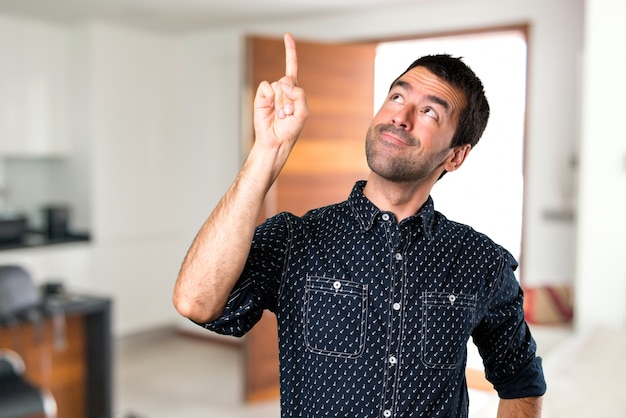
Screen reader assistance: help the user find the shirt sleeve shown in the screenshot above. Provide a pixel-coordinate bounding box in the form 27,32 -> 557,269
472,249 -> 547,399
197,213 -> 291,337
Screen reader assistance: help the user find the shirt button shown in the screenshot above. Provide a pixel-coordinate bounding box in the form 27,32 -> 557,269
333,281 -> 342,290
383,410 -> 392,417
389,356 -> 397,365
392,302 -> 401,311
382,213 -> 390,221
394,253 -> 403,261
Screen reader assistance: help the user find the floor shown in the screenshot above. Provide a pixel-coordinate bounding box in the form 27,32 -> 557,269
113,324 -> 577,418
114,329 -> 279,418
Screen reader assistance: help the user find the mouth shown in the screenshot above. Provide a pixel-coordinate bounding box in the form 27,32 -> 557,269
376,124 -> 415,147
380,132 -> 411,147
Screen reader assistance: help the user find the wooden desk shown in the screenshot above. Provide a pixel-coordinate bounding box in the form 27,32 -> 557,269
0,295 -> 112,418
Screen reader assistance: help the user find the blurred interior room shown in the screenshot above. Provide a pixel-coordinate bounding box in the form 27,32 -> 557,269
0,0 -> 624,416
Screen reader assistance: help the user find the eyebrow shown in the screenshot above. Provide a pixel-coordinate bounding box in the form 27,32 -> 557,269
390,79 -> 450,111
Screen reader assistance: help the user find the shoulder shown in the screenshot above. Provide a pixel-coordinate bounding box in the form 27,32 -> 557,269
434,211 -> 517,268
277,200 -> 352,226
257,200 -> 349,228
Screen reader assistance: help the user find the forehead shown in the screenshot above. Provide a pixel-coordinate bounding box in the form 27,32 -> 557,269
393,66 -> 467,113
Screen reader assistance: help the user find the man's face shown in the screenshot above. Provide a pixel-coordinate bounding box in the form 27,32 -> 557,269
365,66 -> 467,183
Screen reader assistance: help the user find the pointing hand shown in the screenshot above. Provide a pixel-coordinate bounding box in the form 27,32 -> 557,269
253,33 -> 309,156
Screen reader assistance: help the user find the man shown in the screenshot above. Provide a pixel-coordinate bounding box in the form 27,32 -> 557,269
173,33 -> 546,417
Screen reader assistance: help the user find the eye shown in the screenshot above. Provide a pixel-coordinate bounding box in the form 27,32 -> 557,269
422,106 -> 439,120
389,93 -> 404,104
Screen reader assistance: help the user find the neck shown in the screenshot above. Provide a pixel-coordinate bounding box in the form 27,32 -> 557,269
362,173 -> 435,221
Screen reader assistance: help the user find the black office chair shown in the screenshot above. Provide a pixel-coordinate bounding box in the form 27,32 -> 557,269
0,265 -> 57,418
0,349 -> 57,418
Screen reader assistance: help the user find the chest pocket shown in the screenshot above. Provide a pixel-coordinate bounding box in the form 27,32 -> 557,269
421,291 -> 477,369
304,276 -> 368,358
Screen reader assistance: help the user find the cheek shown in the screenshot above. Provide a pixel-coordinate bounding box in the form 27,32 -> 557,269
414,128 -> 454,153
417,117 -> 457,146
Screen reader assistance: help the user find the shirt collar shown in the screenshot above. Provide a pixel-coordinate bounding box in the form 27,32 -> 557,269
348,181 -> 435,238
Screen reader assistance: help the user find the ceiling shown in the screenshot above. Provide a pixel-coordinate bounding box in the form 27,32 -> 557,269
0,0 -> 422,32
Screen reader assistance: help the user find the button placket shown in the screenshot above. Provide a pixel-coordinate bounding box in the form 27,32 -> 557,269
381,223 -> 406,418
383,248 -> 405,418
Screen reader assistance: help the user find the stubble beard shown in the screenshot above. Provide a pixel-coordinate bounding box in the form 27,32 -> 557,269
365,123 -> 448,183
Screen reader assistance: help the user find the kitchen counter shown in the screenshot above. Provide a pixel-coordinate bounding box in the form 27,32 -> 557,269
0,231 -> 90,251
0,294 -> 112,418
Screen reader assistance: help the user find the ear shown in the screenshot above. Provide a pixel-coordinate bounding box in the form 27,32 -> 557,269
444,144 -> 472,173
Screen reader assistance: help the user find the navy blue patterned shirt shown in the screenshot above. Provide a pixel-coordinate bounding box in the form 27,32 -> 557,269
200,181 -> 546,417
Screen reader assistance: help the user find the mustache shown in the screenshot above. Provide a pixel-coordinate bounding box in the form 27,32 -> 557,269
374,123 -> 417,146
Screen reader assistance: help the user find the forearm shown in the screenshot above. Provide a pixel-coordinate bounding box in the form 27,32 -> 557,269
497,397 -> 543,418
173,32 -> 307,324
173,146 -> 284,323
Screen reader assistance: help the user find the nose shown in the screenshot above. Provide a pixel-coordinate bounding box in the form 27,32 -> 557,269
391,106 -> 413,130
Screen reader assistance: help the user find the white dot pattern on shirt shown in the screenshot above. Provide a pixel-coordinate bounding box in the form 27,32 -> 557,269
203,182 -> 541,417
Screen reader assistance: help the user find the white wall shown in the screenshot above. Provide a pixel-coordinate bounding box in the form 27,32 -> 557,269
575,0 -> 626,330
176,29 -> 243,243
81,23 -> 192,335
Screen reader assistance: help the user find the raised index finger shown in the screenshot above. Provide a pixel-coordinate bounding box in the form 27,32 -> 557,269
284,33 -> 298,85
